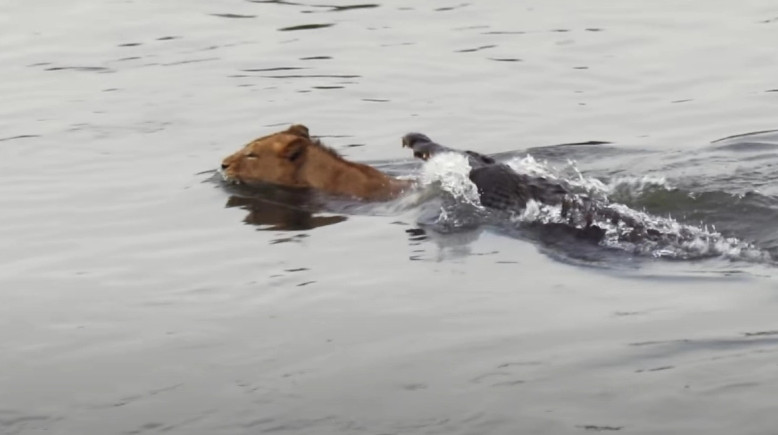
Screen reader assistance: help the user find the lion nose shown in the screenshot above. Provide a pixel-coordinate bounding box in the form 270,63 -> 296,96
221,162 -> 229,170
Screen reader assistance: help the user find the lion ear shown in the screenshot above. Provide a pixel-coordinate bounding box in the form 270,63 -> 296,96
286,124 -> 310,139
278,137 -> 307,161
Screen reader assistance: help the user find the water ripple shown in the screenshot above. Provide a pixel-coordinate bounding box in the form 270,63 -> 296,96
210,13 -> 256,19
278,23 -> 334,31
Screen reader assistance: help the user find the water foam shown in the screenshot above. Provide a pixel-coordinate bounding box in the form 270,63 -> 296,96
420,153 -> 772,262
419,152 -> 482,207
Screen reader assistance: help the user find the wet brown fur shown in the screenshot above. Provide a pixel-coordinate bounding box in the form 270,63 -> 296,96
221,124 -> 411,201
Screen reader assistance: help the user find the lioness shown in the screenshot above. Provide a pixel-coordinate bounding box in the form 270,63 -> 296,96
221,124 -> 411,201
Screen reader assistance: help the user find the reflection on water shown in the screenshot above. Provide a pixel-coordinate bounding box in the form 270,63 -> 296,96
221,181 -> 348,231
225,195 -> 347,231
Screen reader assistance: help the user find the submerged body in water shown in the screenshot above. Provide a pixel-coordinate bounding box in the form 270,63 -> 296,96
401,132 -> 775,263
214,128 -> 775,265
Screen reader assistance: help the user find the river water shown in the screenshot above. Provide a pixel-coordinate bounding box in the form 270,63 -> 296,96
2,1 -> 778,434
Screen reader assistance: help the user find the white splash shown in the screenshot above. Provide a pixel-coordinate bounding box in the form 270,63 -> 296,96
506,154 -> 559,179
419,152 -> 482,207
430,153 -> 771,262
507,155 -> 672,199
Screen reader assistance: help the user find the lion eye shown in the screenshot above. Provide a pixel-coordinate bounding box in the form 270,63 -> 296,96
246,152 -> 258,158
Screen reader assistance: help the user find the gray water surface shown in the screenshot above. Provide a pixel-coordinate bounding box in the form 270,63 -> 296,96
2,1 -> 778,434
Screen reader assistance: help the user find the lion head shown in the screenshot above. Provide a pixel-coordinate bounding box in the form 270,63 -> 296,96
221,124 -> 412,200
221,124 -> 312,187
